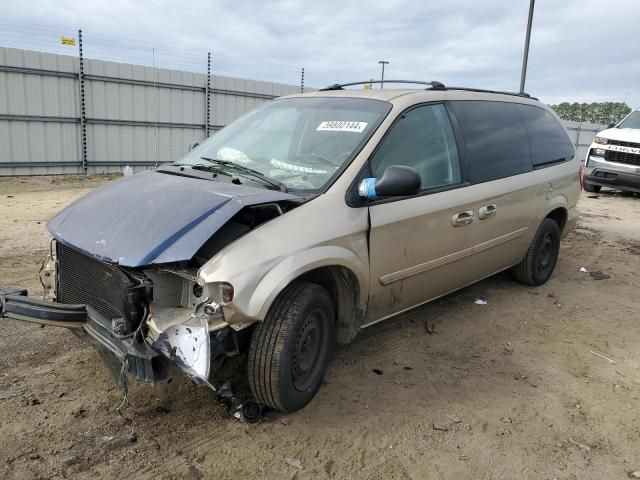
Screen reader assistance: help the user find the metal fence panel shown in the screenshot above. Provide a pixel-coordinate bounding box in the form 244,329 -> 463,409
0,47 -> 299,175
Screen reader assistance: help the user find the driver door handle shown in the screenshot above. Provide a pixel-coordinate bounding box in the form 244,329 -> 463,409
452,210 -> 474,227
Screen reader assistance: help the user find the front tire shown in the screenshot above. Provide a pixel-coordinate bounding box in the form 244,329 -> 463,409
248,282 -> 335,412
583,182 -> 601,193
514,218 -> 561,286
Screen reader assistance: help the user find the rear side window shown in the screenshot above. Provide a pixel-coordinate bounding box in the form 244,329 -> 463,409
450,101 -> 531,183
517,104 -> 575,167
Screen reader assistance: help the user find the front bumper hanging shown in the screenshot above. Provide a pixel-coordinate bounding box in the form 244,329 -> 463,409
0,287 -> 168,383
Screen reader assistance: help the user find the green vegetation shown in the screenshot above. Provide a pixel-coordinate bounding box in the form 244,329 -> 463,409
549,102 -> 631,125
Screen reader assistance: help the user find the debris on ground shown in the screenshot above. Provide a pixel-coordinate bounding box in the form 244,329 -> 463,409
590,350 -> 616,364
433,423 -> 449,432
474,298 -> 488,305
284,457 -> 303,469
590,271 -> 611,280
372,368 -> 383,375
424,321 -> 435,334
62,455 -> 80,466
579,267 -> 588,273
568,437 -> 592,452
628,470 -> 640,479
500,416 -> 513,423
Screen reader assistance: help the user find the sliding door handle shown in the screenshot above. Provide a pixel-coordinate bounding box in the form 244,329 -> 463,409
452,210 -> 474,227
479,204 -> 497,220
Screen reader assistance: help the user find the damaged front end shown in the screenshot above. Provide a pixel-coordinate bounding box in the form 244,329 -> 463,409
1,170 -> 301,415
1,241 -> 245,387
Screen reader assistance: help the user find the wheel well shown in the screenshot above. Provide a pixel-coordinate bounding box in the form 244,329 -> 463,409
546,207 -> 567,233
296,266 -> 364,345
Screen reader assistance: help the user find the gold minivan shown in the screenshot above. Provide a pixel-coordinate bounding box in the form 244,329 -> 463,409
1,81 -> 580,415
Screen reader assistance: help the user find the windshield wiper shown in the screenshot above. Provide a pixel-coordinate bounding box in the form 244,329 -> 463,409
199,156 -> 287,192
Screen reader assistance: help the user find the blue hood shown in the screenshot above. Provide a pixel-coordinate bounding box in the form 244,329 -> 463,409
48,169 -> 298,267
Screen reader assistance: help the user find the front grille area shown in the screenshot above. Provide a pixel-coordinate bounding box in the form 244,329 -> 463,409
604,150 -> 640,166
57,243 -> 144,328
607,139 -> 640,149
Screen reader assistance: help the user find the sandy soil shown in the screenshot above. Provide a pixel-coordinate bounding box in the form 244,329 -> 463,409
0,175 -> 639,480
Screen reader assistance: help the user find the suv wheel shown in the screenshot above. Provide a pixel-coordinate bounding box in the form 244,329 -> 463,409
248,282 -> 335,412
513,218 -> 561,286
583,183 -> 601,193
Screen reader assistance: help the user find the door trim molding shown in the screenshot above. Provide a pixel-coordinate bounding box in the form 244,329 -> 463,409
379,227 -> 528,286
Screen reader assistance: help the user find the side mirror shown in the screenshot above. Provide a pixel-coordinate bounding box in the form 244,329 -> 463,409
607,122 -> 616,129
188,141 -> 200,152
359,165 -> 421,200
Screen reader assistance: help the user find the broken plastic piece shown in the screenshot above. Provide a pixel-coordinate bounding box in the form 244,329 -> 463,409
474,298 -> 488,305
152,315 -> 210,382
579,267 -> 588,273
589,271 -> 610,280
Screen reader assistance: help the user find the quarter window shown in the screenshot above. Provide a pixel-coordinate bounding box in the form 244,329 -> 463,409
517,104 -> 575,167
450,100 -> 531,183
370,104 -> 461,190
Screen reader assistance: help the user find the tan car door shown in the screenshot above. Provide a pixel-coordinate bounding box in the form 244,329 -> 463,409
364,103 -> 482,325
447,100 -> 537,278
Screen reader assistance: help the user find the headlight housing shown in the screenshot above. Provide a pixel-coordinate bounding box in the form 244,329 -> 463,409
205,282 -> 235,305
594,136 -> 609,145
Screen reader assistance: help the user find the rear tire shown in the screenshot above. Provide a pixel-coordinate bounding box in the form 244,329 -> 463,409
583,183 -> 601,193
248,282 -> 335,412
514,218 -> 561,286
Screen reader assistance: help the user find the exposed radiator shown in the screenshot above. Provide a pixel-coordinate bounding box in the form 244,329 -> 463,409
56,242 -> 147,330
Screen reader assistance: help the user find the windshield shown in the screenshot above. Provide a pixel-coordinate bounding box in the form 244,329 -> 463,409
176,97 -> 391,191
617,110 -> 640,129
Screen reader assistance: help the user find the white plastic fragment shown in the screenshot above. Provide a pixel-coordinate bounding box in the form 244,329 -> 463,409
579,267 -> 588,273
590,350 -> 616,364
474,298 -> 488,305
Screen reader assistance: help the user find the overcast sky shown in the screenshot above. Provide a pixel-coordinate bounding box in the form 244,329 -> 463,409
2,0 -> 639,107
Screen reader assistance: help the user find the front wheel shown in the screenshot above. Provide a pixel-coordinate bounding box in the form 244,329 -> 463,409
513,218 -> 561,286
248,282 -> 335,412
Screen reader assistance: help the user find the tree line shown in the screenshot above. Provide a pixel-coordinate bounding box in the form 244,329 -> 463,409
549,102 -> 631,125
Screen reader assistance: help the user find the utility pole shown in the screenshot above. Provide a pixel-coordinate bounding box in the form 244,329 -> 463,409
519,0 -> 535,95
378,60 -> 389,89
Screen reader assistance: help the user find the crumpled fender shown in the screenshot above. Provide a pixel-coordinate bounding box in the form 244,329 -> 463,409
245,245 -> 368,321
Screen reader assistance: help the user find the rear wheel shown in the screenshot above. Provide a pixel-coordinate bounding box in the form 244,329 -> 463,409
248,282 -> 335,412
583,182 -> 601,193
514,218 -> 561,286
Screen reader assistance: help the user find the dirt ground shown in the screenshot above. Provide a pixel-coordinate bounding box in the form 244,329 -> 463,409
1,174 -> 639,480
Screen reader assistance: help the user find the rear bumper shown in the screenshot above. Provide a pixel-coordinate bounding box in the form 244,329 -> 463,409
0,287 -> 169,383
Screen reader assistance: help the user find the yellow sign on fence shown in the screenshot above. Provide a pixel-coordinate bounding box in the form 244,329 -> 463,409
60,36 -> 76,46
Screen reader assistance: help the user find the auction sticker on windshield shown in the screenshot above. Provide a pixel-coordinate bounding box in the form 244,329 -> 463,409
316,121 -> 368,133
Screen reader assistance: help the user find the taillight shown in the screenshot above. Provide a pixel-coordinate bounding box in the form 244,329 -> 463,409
579,164 -> 585,190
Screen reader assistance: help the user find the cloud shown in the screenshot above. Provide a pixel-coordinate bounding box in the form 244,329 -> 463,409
2,0 -> 638,107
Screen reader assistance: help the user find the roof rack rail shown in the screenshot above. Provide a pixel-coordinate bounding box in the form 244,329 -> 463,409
445,86 -> 537,100
319,80 -> 536,100
320,80 -> 446,91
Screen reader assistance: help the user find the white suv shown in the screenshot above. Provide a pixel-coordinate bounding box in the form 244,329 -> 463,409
584,109 -> 640,193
